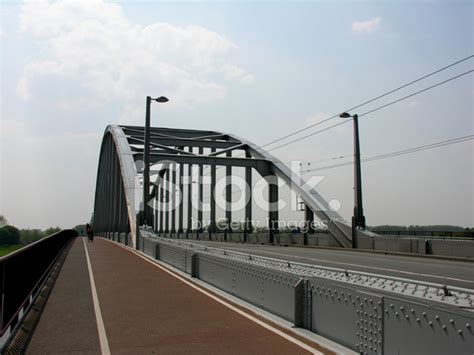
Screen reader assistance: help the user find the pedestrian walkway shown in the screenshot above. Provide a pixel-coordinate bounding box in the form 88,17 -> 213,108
27,237 -> 332,354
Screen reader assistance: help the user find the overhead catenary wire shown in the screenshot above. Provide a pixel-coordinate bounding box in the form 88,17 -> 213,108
299,134 -> 474,174
261,55 -> 474,149
188,57 -> 473,180
283,154 -> 351,166
267,69 -> 474,153
359,70 -> 474,117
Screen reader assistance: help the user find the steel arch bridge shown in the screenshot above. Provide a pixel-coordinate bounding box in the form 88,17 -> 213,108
93,125 -> 360,248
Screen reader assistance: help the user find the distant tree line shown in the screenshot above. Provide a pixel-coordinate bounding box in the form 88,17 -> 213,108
0,215 -> 61,246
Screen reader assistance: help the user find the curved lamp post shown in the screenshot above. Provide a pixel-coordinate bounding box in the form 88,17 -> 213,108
142,96 -> 169,229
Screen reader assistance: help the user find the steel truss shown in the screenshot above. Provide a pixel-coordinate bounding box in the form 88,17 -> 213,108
93,125 -> 360,248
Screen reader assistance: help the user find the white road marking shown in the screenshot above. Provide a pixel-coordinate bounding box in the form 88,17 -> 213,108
225,247 -> 474,284
110,240 -> 324,355
83,238 -> 111,355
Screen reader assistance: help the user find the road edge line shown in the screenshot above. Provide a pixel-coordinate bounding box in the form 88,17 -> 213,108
83,238 -> 111,355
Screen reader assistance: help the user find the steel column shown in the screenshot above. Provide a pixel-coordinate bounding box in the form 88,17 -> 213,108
304,204 -> 314,246
171,165 -> 176,234
159,181 -> 164,234
187,147 -> 193,236
225,151 -> 232,238
268,174 -> 279,243
245,152 -> 252,238
178,160 -> 184,234
210,148 -> 216,235
198,147 -> 204,235
165,170 -> 170,234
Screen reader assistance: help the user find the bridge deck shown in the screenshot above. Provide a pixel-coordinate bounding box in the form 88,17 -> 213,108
27,237 -> 332,354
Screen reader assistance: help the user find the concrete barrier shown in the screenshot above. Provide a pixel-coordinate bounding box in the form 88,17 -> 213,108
429,239 -> 474,258
255,233 -> 270,244
374,236 -> 412,253
317,234 -> 341,247
357,235 -> 374,250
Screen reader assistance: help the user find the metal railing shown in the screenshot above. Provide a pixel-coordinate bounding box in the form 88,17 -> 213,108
0,229 -> 77,336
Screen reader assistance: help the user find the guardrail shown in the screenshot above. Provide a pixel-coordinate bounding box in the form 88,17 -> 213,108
0,230 -> 77,338
134,231 -> 474,355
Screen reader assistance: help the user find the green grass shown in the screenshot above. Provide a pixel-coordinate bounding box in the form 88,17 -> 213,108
0,244 -> 23,257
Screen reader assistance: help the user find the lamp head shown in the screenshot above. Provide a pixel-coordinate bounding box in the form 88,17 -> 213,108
339,112 -> 352,118
154,96 -> 169,103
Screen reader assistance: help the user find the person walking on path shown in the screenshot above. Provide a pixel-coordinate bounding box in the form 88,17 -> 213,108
86,223 -> 94,242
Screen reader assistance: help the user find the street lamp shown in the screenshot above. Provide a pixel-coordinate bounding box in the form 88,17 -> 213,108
339,112 -> 366,248
142,96 -> 169,229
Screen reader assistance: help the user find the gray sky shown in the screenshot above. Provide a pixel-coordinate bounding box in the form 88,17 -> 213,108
1,0 -> 473,229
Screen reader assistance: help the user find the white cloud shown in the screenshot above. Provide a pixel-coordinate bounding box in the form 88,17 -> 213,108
17,0 -> 253,112
352,17 -> 382,34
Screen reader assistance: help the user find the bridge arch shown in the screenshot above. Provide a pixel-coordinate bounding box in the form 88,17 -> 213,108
93,125 -> 358,248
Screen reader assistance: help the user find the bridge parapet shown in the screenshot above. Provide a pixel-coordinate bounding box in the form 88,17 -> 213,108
0,230 -> 77,350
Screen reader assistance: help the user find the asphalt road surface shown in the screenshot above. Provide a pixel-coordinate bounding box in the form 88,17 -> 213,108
188,241 -> 474,289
